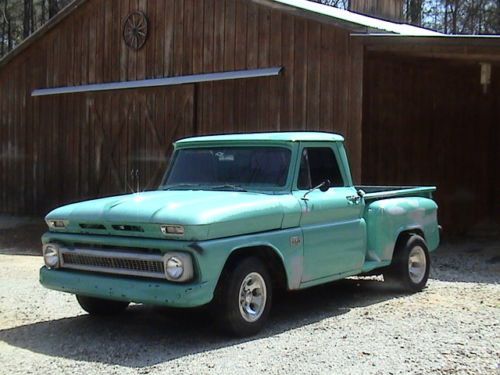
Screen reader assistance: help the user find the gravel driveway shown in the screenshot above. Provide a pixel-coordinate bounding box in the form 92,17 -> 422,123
0,235 -> 498,375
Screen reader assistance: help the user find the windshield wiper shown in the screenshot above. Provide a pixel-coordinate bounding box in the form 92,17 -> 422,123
162,183 -> 203,191
207,184 -> 248,192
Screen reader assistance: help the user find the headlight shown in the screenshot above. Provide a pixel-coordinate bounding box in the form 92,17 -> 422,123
163,252 -> 193,282
46,219 -> 69,229
166,257 -> 184,279
160,225 -> 185,236
43,244 -> 60,268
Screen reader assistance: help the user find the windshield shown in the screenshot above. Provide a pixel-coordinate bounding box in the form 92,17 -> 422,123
161,147 -> 292,191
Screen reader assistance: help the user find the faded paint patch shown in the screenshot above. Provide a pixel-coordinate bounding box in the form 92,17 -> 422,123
386,206 -> 407,215
289,254 -> 303,289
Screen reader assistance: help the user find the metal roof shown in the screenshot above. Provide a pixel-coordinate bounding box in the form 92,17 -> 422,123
176,132 -> 345,145
269,0 -> 442,36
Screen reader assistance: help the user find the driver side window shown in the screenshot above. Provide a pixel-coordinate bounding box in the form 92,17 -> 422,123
297,147 -> 344,190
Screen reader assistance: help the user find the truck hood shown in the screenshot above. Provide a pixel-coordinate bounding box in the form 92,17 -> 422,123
46,190 -> 298,240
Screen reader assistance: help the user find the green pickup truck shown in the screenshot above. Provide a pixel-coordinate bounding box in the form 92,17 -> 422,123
40,132 -> 440,336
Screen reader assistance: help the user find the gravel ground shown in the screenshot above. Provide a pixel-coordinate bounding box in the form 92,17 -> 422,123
0,228 -> 498,374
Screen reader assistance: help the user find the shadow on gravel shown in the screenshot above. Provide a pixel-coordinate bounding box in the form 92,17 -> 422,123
0,278 -> 404,368
0,219 -> 46,256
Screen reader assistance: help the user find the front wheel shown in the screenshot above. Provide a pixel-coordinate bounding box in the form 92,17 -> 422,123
384,235 -> 430,292
76,295 -> 130,315
213,257 -> 272,337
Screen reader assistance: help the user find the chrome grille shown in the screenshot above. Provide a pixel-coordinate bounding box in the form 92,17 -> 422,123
60,248 -> 166,279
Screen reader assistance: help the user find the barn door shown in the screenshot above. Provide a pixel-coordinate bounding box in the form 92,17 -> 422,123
87,84 -> 195,197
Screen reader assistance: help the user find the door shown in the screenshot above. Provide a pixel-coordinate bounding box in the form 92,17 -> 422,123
294,143 -> 366,283
86,85 -> 195,197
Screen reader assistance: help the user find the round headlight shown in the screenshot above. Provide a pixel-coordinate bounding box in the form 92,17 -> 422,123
43,244 -> 60,268
166,256 -> 184,279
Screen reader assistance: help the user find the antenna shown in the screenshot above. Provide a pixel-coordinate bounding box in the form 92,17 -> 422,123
129,169 -> 140,193
136,170 -> 140,193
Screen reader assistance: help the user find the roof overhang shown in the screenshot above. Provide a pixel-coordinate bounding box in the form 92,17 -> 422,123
354,34 -> 500,63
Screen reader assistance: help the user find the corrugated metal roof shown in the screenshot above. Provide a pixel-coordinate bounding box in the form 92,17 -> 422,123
176,132 -> 345,144
270,0 -> 442,36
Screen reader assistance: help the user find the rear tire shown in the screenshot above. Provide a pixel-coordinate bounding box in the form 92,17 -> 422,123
384,235 -> 430,292
213,257 -> 272,337
76,295 -> 129,315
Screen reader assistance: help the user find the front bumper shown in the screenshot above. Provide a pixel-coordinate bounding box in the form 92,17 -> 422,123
40,267 -> 215,308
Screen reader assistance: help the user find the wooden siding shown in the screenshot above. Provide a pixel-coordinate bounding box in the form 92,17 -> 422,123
0,0 -> 363,215
350,0 -> 403,21
362,53 -> 499,234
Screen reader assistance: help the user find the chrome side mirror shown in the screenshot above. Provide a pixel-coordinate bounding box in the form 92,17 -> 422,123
319,179 -> 331,192
302,179 -> 331,201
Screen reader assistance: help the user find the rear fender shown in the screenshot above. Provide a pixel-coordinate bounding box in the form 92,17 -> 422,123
365,197 -> 440,262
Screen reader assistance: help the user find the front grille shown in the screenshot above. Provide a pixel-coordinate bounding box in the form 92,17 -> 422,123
112,225 -> 144,232
60,248 -> 166,279
79,223 -> 106,230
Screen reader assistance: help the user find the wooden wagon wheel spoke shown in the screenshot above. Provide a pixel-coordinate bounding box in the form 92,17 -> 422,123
123,11 -> 149,51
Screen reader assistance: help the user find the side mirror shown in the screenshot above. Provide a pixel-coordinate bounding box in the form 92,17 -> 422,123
319,179 -> 331,192
302,179 -> 331,201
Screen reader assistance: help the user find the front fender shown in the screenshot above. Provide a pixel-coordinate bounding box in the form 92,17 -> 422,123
197,227 -> 304,290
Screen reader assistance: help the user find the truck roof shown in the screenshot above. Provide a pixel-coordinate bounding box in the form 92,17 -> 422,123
176,132 -> 345,145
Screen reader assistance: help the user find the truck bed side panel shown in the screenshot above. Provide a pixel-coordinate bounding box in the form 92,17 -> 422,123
364,197 -> 440,262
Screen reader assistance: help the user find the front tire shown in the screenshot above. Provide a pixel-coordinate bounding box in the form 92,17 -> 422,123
384,235 -> 430,292
214,257 -> 272,337
76,295 -> 130,315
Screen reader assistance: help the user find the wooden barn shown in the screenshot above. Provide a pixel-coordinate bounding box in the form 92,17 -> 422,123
0,0 -> 498,235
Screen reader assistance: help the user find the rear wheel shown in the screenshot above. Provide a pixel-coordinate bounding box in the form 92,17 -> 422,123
384,235 -> 430,292
213,257 -> 272,337
76,295 -> 129,315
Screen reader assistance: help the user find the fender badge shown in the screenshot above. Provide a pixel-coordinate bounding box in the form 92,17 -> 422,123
290,236 -> 302,246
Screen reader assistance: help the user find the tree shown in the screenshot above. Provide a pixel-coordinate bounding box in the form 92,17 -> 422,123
314,0 -> 500,34
23,0 -> 34,38
310,0 -> 349,9
406,0 -> 424,24
48,0 -> 58,19
0,0 -> 13,53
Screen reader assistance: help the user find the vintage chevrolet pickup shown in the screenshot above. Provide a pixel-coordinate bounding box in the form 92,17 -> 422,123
40,132 -> 440,336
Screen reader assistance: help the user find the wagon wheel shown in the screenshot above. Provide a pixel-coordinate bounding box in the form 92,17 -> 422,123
123,11 -> 149,50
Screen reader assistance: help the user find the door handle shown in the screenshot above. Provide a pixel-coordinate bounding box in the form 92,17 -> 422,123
346,195 -> 361,205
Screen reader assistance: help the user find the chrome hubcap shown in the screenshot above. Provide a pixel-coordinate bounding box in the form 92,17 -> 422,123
408,246 -> 427,284
238,272 -> 267,323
